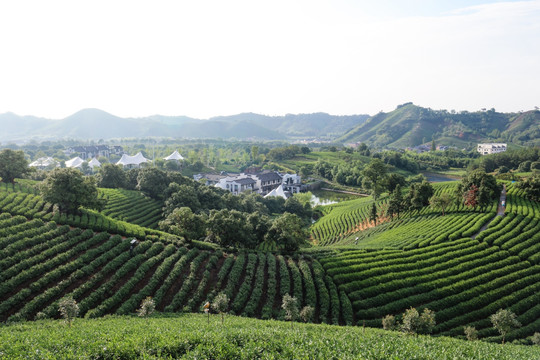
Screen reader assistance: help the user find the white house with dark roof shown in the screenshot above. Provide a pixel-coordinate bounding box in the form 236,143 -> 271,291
477,143 -> 507,155
215,176 -> 257,195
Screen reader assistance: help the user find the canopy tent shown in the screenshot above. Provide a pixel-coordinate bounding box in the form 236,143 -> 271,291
88,158 -> 101,169
263,184 -> 289,200
29,157 -> 59,169
164,150 -> 184,161
116,152 -> 149,168
65,156 -> 85,169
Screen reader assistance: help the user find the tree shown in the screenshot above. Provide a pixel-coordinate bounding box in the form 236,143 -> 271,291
163,183 -> 202,215
458,170 -> 500,211
282,294 -> 299,328
206,209 -> 255,248
369,203 -> 378,226
136,168 -> 169,200
212,292 -> 229,325
532,332 -> 540,345
431,139 -> 436,152
515,174 -> 540,202
40,168 -> 103,214
251,145 -> 259,162
96,163 -> 127,188
58,297 -> 79,327
0,149 -> 31,183
300,305 -> 314,323
137,297 -> 155,318
362,159 -> 388,200
491,309 -> 521,344
401,307 -> 436,335
159,207 -> 206,243
464,326 -> 478,341
386,185 -> 404,220
386,173 -> 406,193
429,193 -> 453,216
265,213 -> 307,252
382,315 -> 397,331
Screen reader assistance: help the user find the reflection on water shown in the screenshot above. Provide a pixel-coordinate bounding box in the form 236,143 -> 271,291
311,194 -> 338,207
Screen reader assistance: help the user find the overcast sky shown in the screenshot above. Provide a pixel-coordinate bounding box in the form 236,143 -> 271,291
0,0 -> 538,119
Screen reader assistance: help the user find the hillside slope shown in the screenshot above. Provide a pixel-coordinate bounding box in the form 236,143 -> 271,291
338,103 -> 539,148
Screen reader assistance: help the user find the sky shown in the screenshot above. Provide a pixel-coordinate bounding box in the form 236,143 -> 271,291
0,0 -> 539,119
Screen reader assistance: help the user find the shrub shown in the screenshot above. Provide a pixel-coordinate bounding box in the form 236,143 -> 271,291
464,326 -> 478,341
58,297 -> 79,326
532,332 -> 540,346
382,315 -> 397,331
490,309 -> 521,344
282,294 -> 299,328
137,297 -> 155,318
300,306 -> 314,323
212,293 -> 229,325
401,307 -> 436,335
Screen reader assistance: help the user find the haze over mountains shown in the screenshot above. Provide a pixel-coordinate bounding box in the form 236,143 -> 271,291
0,104 -> 538,148
0,109 -> 369,143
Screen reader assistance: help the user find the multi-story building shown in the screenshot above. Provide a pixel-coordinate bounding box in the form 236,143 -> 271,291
477,143 -> 507,155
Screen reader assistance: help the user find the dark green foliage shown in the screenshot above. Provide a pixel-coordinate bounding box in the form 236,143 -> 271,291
96,164 -> 126,188
0,149 -> 30,183
40,168 -> 104,214
265,213 -> 307,252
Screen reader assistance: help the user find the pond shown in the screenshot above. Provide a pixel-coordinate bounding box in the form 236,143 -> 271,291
310,189 -> 360,206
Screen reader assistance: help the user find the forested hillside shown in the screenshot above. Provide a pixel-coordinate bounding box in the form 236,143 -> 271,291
338,103 -> 540,148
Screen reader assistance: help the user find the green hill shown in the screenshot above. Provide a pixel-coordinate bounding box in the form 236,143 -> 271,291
338,103 -> 539,148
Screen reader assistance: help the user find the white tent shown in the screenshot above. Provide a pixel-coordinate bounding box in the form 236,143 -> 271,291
88,158 -> 101,169
263,184 -> 289,199
65,156 -> 84,169
116,152 -> 149,168
164,150 -> 184,161
29,157 -> 59,169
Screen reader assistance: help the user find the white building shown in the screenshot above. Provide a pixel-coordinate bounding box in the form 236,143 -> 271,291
282,173 -> 302,194
215,176 -> 257,195
477,143 -> 507,155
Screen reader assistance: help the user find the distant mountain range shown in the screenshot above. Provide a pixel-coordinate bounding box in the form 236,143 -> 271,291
1,105 -> 538,148
0,109 -> 369,142
338,103 -> 540,148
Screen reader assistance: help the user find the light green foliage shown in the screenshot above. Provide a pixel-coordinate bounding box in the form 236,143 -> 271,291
491,309 -> 521,344
300,305 -> 314,323
137,297 -> 155,318
1,315 -> 539,359
212,292 -> 229,324
382,314 -> 397,331
464,326 -> 478,341
58,297 -> 79,326
159,207 -> 206,242
266,213 -> 307,252
532,332 -> 540,345
282,294 -> 299,324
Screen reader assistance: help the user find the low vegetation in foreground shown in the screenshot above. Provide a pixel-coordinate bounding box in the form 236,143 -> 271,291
1,314 -> 539,360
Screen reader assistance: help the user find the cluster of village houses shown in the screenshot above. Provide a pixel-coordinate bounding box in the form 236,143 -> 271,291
28,145 -> 301,199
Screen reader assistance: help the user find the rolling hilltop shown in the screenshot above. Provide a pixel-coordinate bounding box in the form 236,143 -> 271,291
0,109 -> 368,142
338,103 -> 540,148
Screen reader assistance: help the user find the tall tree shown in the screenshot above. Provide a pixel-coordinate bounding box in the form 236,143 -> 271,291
429,193 -> 453,216
136,168 -> 169,200
96,163 -> 127,188
458,170 -> 500,210
369,202 -> 378,225
362,158 -> 388,200
265,213 -> 307,252
387,185 -> 404,220
0,149 -> 31,183
159,207 -> 206,243
40,168 -> 103,214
